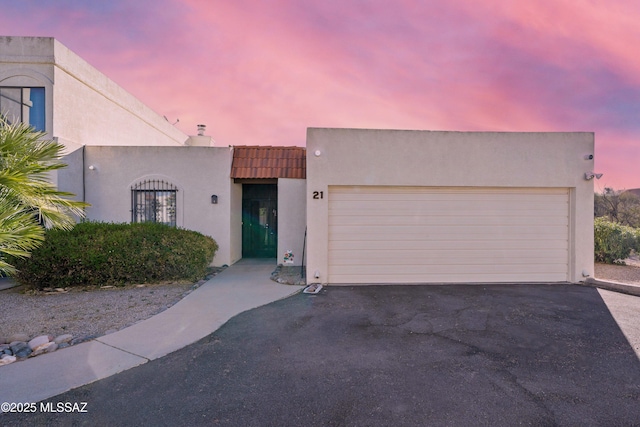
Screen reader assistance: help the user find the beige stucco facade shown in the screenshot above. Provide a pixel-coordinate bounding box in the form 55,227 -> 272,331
277,178 -> 307,266
306,128 -> 595,284
79,146 -> 240,266
71,145 -> 306,268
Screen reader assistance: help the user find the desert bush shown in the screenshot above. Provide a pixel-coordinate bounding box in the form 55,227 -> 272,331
12,222 -> 218,289
594,217 -> 638,264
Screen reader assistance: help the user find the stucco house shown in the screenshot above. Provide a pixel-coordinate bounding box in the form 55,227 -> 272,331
1,36 -> 595,284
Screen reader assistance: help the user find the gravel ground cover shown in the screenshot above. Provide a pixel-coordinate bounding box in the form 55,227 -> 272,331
1,262 -> 638,346
594,258 -> 640,284
1,282 -> 197,342
0,268 -> 226,344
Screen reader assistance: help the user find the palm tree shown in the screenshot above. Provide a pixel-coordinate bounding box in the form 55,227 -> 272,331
0,117 -> 88,275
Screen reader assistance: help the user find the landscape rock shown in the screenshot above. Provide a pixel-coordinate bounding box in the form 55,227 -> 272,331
14,345 -> 33,359
10,341 -> 28,354
8,333 -> 29,343
0,355 -> 17,366
31,342 -> 57,356
54,334 -> 73,344
28,335 -> 51,350
71,335 -> 96,345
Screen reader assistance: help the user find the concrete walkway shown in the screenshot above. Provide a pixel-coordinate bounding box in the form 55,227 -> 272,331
0,259 -> 303,403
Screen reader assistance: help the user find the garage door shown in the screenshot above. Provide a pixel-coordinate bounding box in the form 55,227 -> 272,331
328,186 -> 569,284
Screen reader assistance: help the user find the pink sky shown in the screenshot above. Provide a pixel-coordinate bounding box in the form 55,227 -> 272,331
1,0 -> 638,189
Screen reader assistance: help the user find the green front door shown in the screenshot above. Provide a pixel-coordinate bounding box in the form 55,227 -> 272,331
242,184 -> 277,258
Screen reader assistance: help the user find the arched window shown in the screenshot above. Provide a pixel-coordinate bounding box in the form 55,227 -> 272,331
0,87 -> 45,131
131,180 -> 178,226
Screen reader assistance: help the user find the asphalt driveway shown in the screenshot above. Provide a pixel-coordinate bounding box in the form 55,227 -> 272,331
4,284 -> 640,426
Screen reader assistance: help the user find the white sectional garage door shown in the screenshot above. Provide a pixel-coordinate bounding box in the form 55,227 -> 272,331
328,186 -> 570,284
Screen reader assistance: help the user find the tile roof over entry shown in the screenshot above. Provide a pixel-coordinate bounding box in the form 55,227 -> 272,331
231,146 -> 306,179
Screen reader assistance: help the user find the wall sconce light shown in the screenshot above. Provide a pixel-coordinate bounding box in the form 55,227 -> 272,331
88,165 -> 96,170
314,150 -> 321,157
584,172 -> 603,180
211,195 -> 218,204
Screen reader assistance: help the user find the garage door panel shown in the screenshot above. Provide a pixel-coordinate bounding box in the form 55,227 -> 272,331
330,200 -> 568,214
330,266 -> 569,285
329,247 -> 568,260
330,238 -> 568,251
329,225 -> 569,239
330,215 -> 567,227
328,186 -> 569,283
330,263 -> 568,276
329,272 -> 567,284
330,186 -> 568,199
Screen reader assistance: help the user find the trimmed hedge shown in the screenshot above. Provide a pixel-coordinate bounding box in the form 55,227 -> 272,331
594,217 -> 639,264
12,222 -> 218,289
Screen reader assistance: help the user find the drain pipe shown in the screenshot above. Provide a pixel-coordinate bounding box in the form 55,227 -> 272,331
301,227 -> 307,280
300,227 -> 322,293
82,145 -> 86,203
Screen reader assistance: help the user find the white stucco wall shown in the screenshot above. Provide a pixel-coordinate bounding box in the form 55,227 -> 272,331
277,178 -> 307,266
0,36 -> 188,148
306,128 -> 595,284
57,145 -> 85,202
83,146 -> 234,266
229,182 -> 243,265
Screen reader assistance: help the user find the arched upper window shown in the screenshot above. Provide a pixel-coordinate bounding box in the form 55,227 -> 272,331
131,180 -> 178,226
0,87 -> 45,131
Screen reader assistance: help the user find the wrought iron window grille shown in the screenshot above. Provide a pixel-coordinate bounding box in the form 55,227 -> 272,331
131,179 -> 178,226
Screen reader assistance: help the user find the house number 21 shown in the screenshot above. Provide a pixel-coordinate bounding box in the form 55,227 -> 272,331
312,191 -> 324,199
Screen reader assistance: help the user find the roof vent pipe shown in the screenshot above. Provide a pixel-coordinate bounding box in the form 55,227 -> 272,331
197,124 -> 206,136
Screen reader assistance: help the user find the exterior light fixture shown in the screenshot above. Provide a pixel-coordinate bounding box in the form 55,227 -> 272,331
314,150 -> 321,157
584,172 -> 603,180
88,165 -> 96,170
211,195 -> 218,204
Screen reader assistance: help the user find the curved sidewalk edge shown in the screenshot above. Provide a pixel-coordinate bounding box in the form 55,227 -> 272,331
581,277 -> 640,297
0,261 -> 303,404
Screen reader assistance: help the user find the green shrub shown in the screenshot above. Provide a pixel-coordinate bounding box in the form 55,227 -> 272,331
12,222 -> 218,289
594,217 -> 638,264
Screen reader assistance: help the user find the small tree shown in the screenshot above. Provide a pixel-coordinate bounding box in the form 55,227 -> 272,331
595,188 -> 640,228
0,117 -> 88,275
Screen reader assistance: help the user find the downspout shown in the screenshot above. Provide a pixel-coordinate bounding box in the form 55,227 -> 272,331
301,227 -> 307,280
82,145 -> 86,203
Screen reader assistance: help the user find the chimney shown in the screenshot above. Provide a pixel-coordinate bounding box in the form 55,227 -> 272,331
186,124 -> 214,146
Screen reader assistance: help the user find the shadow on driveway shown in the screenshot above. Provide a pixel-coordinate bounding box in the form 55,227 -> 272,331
5,284 -> 640,426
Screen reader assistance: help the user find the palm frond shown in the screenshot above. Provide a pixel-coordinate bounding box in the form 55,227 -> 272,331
0,117 -> 89,275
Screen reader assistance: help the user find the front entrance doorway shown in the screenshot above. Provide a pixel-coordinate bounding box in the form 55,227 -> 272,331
242,184 -> 277,258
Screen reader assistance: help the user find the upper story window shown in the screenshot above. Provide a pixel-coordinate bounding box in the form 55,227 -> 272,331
131,179 -> 178,227
0,87 -> 45,132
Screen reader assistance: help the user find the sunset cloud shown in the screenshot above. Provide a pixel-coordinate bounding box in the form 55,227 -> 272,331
0,0 -> 637,188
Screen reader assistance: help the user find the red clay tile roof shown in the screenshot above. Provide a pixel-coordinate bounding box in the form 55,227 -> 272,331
231,146 -> 306,179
